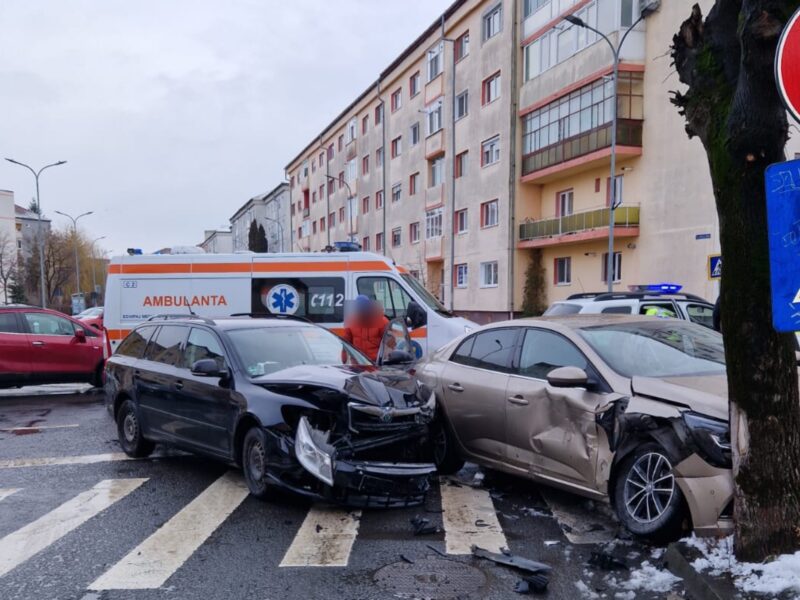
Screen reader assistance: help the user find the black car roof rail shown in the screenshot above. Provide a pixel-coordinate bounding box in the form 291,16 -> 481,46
146,314 -> 217,325
229,312 -> 313,323
587,292 -> 710,303
565,293 -> 602,300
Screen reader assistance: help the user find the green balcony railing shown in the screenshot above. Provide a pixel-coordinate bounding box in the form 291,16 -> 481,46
519,205 -> 640,242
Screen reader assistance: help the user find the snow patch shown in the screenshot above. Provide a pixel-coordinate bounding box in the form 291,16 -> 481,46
683,534 -> 800,596
613,592 -> 636,600
574,580 -> 600,599
606,561 -> 682,594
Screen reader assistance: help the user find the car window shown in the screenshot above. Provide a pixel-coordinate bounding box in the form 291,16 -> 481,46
518,329 -> 588,379
184,328 -> 226,371
601,306 -> 632,314
357,277 -> 414,319
116,326 -> 156,358
685,303 -> 714,329
24,312 -> 77,336
0,313 -> 21,333
451,335 -> 475,363
251,276 -> 345,324
144,326 -> 187,366
450,328 -> 517,373
543,303 -> 582,316
639,302 -> 678,318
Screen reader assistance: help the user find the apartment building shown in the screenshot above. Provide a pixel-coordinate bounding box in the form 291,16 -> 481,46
199,229 -> 233,254
229,183 -> 290,253
287,0 -> 798,322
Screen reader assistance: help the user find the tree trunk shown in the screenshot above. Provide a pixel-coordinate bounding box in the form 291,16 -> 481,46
672,1 -> 800,561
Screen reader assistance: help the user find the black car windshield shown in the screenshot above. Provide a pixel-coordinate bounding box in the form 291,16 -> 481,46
578,321 -> 726,378
227,325 -> 372,377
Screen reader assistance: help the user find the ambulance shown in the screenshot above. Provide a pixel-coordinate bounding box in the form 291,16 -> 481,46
104,251 -> 476,357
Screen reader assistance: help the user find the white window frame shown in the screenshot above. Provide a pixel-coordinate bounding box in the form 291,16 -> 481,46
481,200 -> 499,228
427,43 -> 443,82
483,72 -> 501,105
455,90 -> 469,120
426,101 -> 443,135
455,209 -> 468,234
602,251 -> 623,283
426,208 -> 443,239
558,190 -> 574,216
346,118 -> 357,144
480,261 -> 499,288
410,122 -> 420,145
410,221 -> 420,244
410,72 -> 421,97
455,263 -> 469,288
391,183 -> 402,203
391,88 -> 402,112
555,257 -> 572,286
483,5 -> 502,41
482,135 -> 501,166
430,156 -> 444,187
392,227 -> 402,247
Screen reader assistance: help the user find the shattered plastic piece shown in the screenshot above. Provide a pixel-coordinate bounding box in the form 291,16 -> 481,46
588,551 -> 628,571
471,545 -> 552,574
426,543 -> 447,557
514,574 -> 549,595
410,515 -> 439,536
543,540 -> 559,547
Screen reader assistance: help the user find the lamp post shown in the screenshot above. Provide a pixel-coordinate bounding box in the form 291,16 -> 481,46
324,174 -> 355,243
54,210 -> 92,295
263,216 -> 285,253
90,236 -> 106,304
564,2 -> 658,293
4,158 -> 67,307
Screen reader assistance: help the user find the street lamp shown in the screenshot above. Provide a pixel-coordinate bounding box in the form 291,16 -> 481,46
263,216 -> 285,253
90,235 -> 106,304
54,210 -> 93,296
563,1 -> 659,292
324,174 -> 355,243
4,158 -> 67,308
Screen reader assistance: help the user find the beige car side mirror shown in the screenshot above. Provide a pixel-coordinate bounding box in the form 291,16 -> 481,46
547,366 -> 589,388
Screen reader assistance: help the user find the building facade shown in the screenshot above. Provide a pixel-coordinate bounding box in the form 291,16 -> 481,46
286,0 -> 800,322
229,183 -> 291,253
199,229 -> 233,254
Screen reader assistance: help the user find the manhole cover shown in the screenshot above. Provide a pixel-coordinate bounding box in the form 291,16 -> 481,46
374,557 -> 486,599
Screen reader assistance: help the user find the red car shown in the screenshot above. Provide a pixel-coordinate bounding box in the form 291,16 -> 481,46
0,305 -> 106,388
76,306 -> 104,330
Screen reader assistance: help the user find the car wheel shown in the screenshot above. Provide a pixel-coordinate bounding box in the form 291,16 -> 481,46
432,418 -> 465,475
116,400 -> 155,458
613,442 -> 687,542
242,427 -> 271,500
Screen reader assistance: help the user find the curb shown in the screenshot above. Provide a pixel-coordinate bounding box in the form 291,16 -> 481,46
664,543 -> 731,600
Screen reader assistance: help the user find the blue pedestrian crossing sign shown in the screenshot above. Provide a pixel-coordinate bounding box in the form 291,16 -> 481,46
766,159 -> 800,332
708,255 -> 722,280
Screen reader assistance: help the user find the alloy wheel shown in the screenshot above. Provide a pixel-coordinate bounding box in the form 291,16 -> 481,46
248,439 -> 266,481
623,452 -> 676,524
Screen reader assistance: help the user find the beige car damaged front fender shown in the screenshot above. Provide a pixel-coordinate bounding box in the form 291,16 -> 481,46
673,453 -> 734,536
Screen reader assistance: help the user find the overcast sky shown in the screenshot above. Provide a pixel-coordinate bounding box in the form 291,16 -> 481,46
0,0 -> 452,256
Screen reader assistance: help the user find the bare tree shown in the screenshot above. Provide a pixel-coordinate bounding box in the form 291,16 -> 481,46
672,1 -> 800,561
0,231 -> 17,304
25,230 -> 73,308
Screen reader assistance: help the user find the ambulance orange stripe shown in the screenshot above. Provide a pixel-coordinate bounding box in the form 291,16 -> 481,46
108,260 -> 392,275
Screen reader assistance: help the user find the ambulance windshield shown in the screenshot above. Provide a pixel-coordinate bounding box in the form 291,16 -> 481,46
400,274 -> 452,316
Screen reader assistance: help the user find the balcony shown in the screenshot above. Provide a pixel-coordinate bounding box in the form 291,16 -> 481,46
424,236 -> 444,262
518,205 -> 640,248
522,120 -> 643,183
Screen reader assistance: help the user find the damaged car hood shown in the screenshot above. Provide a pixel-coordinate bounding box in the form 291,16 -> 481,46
631,374 -> 728,421
254,365 -> 424,408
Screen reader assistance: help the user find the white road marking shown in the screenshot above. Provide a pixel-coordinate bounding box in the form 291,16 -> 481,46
0,453 -> 132,469
279,506 -> 362,567
539,489 -> 616,544
0,488 -> 21,502
0,424 -> 80,433
89,471 -> 249,590
439,479 -> 507,555
0,478 -> 147,578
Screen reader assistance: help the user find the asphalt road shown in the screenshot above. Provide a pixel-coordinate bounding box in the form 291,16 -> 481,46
0,390 -> 688,600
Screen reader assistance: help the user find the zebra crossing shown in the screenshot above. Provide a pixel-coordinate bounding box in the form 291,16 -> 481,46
0,468 -> 524,593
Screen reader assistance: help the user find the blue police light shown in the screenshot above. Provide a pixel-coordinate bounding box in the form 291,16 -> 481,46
647,283 -> 683,294
334,241 -> 362,252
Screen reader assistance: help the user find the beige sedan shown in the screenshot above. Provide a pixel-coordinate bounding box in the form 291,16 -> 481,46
418,315 -> 733,541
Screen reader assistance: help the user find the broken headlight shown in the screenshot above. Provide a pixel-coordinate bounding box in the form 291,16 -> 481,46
295,416 -> 334,486
682,411 -> 732,469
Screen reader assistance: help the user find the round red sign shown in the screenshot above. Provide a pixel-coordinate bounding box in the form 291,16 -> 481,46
777,7 -> 800,124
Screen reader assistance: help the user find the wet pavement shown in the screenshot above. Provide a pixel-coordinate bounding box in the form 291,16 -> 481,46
0,390 -> 689,599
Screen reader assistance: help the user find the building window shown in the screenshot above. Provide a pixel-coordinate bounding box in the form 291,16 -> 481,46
339,206 -> 345,222
362,155 -> 370,176
319,151 -> 325,166
312,221 -> 317,234
483,4 -> 502,41
321,216 -> 326,231
557,190 -> 574,216
302,219 -> 310,237
409,172 -> 419,196
362,236 -> 370,251
455,209 -> 468,234
410,122 -> 420,146
392,227 -> 402,247
338,171 -> 345,188
345,159 -> 356,183
455,31 -> 470,61
311,159 -> 316,174
391,136 -> 402,158
362,115 -> 369,135
346,118 -> 357,143
347,196 -> 357,224
427,43 -> 443,81
391,88 -> 402,112
392,183 -> 402,203
455,151 -> 468,178
480,261 -> 499,287
523,0 -> 549,18
329,211 -> 336,227
426,208 -> 443,238
338,134 -> 344,151
327,144 -> 334,160
376,146 -> 384,167
410,221 -> 420,243
312,191 -> 317,204
455,263 -> 468,288
602,252 -> 623,283
429,156 -> 444,187
362,196 -> 370,214
376,190 -> 384,209
376,232 -> 384,251
327,179 -> 335,196
555,257 -> 572,285
481,135 -> 501,166
481,199 -> 499,228
455,90 -> 469,120
319,184 -> 324,200
410,71 -> 421,97
426,101 -> 443,135
375,104 -> 384,124
482,72 -> 501,105
290,175 -> 295,188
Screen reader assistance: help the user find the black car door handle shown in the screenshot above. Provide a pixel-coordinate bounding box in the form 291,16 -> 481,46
448,383 -> 464,393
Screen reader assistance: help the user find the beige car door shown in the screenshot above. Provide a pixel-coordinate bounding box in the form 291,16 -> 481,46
505,327 -> 607,493
440,328 -> 519,463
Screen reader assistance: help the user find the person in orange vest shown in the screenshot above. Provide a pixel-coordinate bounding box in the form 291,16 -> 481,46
343,295 -> 388,362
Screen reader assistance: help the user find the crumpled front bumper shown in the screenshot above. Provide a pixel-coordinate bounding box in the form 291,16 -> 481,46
331,460 -> 437,508
673,453 -> 734,536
